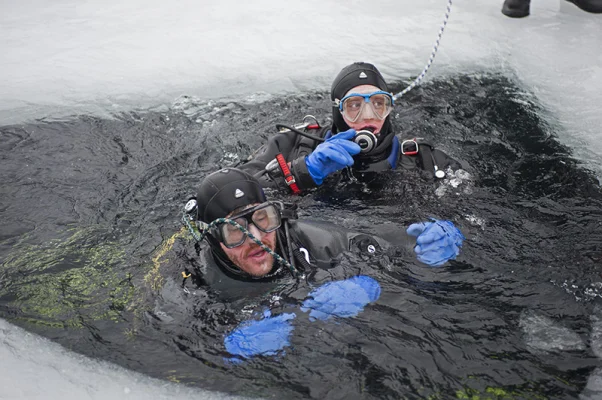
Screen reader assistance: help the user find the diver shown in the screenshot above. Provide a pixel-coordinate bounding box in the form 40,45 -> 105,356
182,168 -> 465,299
182,167 -> 465,359
239,62 -> 461,194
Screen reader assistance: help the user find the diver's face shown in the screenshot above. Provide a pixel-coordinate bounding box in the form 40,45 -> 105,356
341,85 -> 387,134
219,206 -> 277,278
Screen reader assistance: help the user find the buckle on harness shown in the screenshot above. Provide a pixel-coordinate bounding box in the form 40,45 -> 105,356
401,138 -> 419,155
285,174 -> 297,186
275,153 -> 301,194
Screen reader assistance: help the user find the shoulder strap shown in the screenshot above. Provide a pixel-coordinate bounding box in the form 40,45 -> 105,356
400,138 -> 440,178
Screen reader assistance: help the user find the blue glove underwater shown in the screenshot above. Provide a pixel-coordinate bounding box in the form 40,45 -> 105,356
407,220 -> 465,267
305,129 -> 361,185
224,310 -> 296,360
224,277 -> 381,361
301,276 -> 381,321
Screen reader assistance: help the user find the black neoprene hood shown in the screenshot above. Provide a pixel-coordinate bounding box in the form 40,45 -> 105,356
331,62 -> 389,101
330,62 -> 391,134
196,168 -> 266,223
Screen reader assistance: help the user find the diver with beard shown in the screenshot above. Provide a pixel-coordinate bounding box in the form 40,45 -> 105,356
183,167 -> 464,358
183,168 -> 464,300
239,62 -> 460,194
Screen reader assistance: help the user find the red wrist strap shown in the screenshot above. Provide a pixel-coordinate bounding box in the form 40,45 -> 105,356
275,154 -> 301,195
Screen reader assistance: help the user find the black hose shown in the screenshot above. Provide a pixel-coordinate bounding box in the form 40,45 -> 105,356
283,221 -> 298,278
275,124 -> 326,143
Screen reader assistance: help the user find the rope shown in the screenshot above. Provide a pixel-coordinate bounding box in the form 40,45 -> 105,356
393,0 -> 453,101
181,213 -> 298,276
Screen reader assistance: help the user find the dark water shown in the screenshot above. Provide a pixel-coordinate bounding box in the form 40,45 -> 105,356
1,74 -> 601,399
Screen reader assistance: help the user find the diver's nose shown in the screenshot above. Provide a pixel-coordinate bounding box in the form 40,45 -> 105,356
360,102 -> 377,120
248,223 -> 264,240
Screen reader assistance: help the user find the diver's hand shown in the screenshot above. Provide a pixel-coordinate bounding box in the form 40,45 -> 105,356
407,220 -> 465,267
301,275 -> 381,321
305,129 -> 361,185
224,310 -> 296,360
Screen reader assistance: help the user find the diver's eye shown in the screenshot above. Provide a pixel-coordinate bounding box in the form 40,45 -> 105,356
252,210 -> 270,229
370,95 -> 388,109
229,218 -> 247,231
344,98 -> 363,111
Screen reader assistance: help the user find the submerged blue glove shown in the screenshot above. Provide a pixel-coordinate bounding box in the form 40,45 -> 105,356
224,310 -> 296,360
305,129 -> 361,185
407,219 -> 465,267
301,276 -> 381,321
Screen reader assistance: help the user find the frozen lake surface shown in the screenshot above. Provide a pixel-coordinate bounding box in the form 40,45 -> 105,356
1,0 -> 601,175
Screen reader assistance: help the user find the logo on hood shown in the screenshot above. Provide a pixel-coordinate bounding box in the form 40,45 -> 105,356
359,71 -> 368,79
234,189 -> 244,198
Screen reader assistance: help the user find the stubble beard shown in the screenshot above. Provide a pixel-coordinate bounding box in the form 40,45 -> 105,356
232,236 -> 277,277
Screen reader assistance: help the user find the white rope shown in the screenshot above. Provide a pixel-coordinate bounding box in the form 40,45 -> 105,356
393,0 -> 453,101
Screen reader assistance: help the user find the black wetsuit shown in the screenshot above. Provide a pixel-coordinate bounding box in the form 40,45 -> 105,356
198,219 -> 408,301
240,125 -> 460,193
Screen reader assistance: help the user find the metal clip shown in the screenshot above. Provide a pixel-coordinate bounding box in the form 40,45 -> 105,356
196,221 -> 210,232
185,198 -> 197,213
401,139 -> 419,155
278,115 -> 319,132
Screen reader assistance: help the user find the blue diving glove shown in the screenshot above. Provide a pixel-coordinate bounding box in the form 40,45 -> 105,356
407,219 -> 465,267
224,310 -> 296,360
301,276 -> 381,321
305,129 -> 361,185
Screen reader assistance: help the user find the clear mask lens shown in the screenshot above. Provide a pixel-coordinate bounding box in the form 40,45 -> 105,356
218,203 -> 281,248
340,92 -> 393,123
